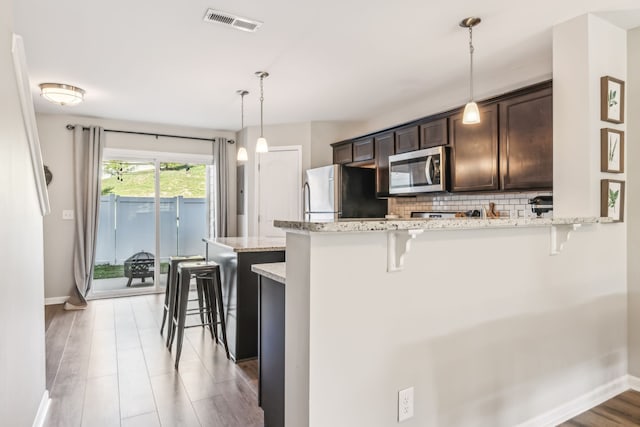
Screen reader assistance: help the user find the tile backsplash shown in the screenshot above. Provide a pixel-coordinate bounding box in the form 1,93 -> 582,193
388,191 -> 553,219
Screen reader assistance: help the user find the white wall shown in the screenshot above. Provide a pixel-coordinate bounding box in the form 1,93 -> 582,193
37,113 -> 236,299
0,9 -> 47,427
287,225 -> 626,427
627,26 -> 640,375
553,14 -> 627,217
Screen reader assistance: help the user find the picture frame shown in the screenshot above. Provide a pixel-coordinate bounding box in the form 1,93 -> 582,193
601,76 -> 625,124
11,34 -> 50,216
601,179 -> 625,222
600,128 -> 624,173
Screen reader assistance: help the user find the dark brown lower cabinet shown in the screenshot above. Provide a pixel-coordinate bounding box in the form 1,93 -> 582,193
258,275 -> 285,427
499,87 -> 553,190
450,104 -> 499,192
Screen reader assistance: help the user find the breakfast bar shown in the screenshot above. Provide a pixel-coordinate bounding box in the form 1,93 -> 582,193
274,216 -> 623,427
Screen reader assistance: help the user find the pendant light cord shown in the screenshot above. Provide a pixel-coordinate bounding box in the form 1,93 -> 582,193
241,92 -> 245,129
468,26 -> 474,102
259,75 -> 264,138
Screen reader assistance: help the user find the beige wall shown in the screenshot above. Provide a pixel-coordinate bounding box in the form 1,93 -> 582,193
1,10 -> 47,427
627,27 -> 640,375
37,113 -> 236,299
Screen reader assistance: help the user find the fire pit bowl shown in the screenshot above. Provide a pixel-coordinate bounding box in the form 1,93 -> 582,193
123,251 -> 155,287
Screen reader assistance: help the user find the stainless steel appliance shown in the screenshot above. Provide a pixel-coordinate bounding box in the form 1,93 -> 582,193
529,195 -> 553,217
388,146 -> 447,194
303,165 -> 387,221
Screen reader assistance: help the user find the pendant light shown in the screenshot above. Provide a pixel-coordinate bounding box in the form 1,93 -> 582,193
460,17 -> 481,124
236,89 -> 249,162
255,71 -> 269,153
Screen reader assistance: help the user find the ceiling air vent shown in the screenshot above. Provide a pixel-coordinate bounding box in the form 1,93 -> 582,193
203,8 -> 263,33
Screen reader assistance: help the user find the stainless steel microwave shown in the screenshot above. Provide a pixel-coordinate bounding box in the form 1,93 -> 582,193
388,146 -> 447,194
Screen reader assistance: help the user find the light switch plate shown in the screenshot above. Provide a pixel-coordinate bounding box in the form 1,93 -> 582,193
398,387 -> 414,422
62,210 -> 74,220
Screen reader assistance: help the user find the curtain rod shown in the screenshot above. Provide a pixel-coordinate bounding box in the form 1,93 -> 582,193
65,124 -> 235,144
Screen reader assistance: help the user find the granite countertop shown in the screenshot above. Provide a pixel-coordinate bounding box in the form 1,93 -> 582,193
252,262 -> 286,284
204,236 -> 286,253
274,217 -> 613,233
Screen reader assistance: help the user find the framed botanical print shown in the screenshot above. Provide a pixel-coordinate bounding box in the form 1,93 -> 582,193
601,179 -> 625,222
601,76 -> 625,124
600,128 -> 624,173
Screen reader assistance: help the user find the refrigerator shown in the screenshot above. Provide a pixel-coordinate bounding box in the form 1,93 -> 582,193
303,165 -> 387,221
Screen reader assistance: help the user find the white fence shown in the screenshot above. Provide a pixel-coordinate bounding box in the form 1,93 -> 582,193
96,195 -> 207,265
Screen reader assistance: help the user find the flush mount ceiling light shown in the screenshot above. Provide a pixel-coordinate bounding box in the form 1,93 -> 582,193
255,71 -> 269,153
460,17 -> 481,124
236,89 -> 249,162
39,83 -> 85,106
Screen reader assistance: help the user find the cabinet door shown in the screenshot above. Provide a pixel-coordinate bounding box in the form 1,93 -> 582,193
450,104 -> 499,192
500,88 -> 553,190
333,143 -> 353,164
420,118 -> 448,148
353,138 -> 374,162
395,126 -> 419,154
374,133 -> 395,196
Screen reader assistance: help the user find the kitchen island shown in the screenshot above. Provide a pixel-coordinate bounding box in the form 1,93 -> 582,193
204,237 -> 285,362
274,217 -> 625,427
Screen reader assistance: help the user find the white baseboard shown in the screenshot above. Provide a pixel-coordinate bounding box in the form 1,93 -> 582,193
32,390 -> 50,427
44,296 -> 69,305
628,375 -> 640,391
517,375 -> 629,427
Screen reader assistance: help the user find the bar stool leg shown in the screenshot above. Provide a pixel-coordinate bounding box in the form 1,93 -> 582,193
198,277 -> 215,340
213,268 -> 230,359
160,264 -> 172,336
208,277 -> 219,343
174,270 -> 191,368
196,278 -> 206,327
166,262 -> 181,348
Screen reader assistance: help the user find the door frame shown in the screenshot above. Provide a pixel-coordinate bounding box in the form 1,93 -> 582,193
89,148 -> 213,299
253,145 -> 303,237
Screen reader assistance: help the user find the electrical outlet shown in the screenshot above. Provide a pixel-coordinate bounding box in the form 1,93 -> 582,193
62,210 -> 74,220
398,387 -> 414,422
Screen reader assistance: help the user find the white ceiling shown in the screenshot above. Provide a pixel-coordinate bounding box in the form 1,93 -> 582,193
12,0 -> 640,131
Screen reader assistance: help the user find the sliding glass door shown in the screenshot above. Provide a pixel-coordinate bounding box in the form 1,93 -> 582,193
91,151 -> 211,298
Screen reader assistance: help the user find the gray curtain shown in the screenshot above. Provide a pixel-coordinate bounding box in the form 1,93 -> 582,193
214,138 -> 229,237
65,126 -> 104,310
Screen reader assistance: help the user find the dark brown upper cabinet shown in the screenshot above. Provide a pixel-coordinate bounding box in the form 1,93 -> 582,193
394,126 -> 419,154
450,104 -> 499,192
333,142 -> 353,164
499,88 -> 553,190
420,118 -> 448,148
374,132 -> 395,197
352,138 -> 374,162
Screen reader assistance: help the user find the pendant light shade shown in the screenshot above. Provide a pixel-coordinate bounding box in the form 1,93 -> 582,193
255,71 -> 269,153
236,89 -> 249,162
237,147 -> 248,161
462,101 -> 480,124
256,137 -> 268,153
460,17 -> 481,125
39,83 -> 85,106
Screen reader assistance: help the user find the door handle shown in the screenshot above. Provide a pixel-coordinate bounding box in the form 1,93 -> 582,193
425,156 -> 433,185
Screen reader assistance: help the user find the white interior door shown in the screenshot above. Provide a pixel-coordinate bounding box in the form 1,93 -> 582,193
257,146 -> 302,237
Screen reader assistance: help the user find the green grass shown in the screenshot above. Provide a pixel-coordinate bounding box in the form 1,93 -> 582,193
101,163 -> 206,198
93,263 -> 169,280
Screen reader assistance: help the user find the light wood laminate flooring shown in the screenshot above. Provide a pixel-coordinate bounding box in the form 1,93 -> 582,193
44,294 -> 262,427
560,390 -> 640,426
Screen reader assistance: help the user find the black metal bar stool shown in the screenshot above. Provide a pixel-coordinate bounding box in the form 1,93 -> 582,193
171,261 -> 230,368
160,255 -> 205,345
